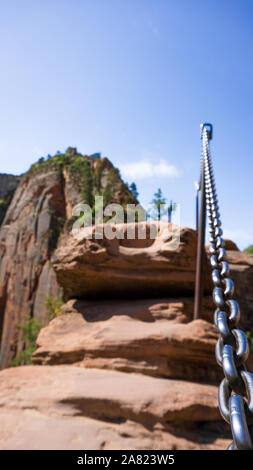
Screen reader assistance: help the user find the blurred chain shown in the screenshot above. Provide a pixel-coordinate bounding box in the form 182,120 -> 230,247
201,125 -> 253,450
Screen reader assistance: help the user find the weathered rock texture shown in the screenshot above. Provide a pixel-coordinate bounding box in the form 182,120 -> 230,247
1,149 -> 252,370
0,169 -> 64,368
0,151 -> 138,368
52,223 -> 253,334
0,174 -> 18,200
0,173 -> 19,225
52,223 -> 212,299
0,365 -> 231,450
1,151 -> 253,450
33,298 -> 223,383
224,239 -> 239,251
30,292 -> 252,450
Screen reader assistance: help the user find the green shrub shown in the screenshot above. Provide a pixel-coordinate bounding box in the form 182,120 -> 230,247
45,295 -> 63,321
10,318 -> 42,367
103,185 -> 113,206
28,152 -> 70,174
10,295 -> 64,367
69,158 -> 94,206
244,245 -> 253,254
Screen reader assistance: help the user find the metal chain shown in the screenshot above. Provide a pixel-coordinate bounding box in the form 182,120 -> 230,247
201,125 -> 253,450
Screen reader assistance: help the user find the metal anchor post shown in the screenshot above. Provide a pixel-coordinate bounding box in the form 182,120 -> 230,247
193,123 -> 212,320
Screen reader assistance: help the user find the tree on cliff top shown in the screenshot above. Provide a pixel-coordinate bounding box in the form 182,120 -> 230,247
129,182 -> 139,199
149,188 -> 167,221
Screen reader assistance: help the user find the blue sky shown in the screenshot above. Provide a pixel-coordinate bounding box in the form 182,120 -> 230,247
0,0 -> 253,248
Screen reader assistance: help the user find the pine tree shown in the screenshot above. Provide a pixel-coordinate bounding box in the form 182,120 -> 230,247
149,188 -> 167,221
129,182 -> 139,199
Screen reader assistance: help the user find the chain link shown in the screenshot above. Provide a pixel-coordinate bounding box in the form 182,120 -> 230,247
202,127 -> 253,450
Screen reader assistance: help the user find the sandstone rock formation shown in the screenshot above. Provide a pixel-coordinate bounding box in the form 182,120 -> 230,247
224,239 -> 239,251
0,169 -> 64,368
52,223 -> 212,299
1,150 -> 252,369
33,298 -> 222,383
51,222 -> 253,335
0,152 -> 252,450
0,365 -> 230,450
0,151 -> 138,368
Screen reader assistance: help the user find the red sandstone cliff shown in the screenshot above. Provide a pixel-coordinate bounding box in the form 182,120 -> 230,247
0,150 -> 138,368
0,151 -> 253,450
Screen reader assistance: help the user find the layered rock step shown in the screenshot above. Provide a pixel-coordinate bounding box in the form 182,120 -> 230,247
52,224 -> 253,335
0,365 -> 230,450
33,297 -> 222,383
52,223 -> 212,299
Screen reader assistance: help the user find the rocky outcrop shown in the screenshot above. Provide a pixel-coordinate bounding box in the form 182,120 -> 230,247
30,292 -> 253,449
1,148 -> 251,370
33,298 -> 222,383
1,151 -> 252,450
0,365 -> 230,450
0,151 -> 138,368
224,239 -> 239,251
51,221 -> 253,334
52,224 -> 212,299
0,169 -> 64,368
27,227 -> 253,450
